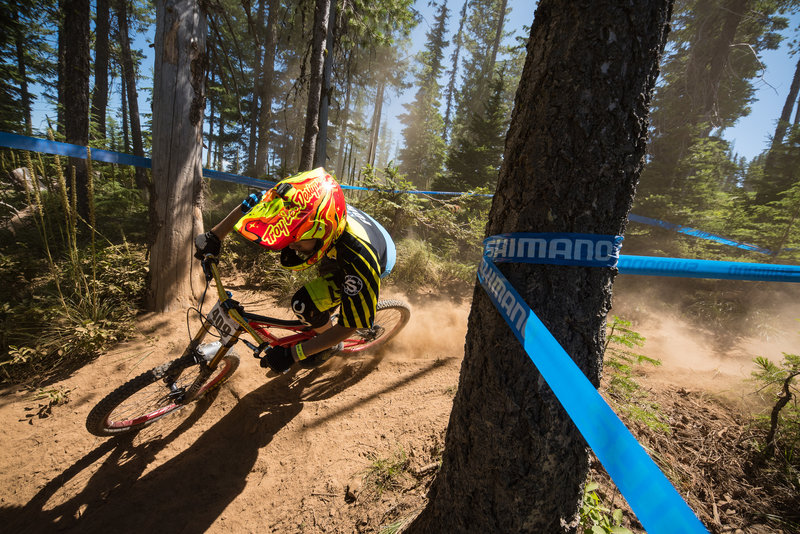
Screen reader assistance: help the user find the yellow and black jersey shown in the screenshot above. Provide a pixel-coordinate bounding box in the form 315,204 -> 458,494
324,225 -> 383,328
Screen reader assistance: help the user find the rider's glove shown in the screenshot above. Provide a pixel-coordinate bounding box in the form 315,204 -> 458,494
194,231 -> 221,259
261,345 -> 295,373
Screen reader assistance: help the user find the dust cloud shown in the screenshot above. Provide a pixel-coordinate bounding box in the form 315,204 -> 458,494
609,277 -> 800,409
382,292 -> 471,361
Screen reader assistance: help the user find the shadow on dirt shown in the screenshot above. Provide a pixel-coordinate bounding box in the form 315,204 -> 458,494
0,352 -> 441,533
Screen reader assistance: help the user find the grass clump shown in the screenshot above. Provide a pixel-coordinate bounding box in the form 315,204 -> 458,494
363,448 -> 410,498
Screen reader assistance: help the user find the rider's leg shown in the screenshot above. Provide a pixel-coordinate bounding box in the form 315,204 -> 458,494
290,277 -> 343,368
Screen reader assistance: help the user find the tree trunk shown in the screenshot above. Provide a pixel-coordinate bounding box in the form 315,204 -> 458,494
298,0 -> 330,171
12,6 -> 32,135
255,0 -> 278,177
314,0 -> 336,169
335,53 -> 352,179
216,118 -> 224,170
443,0 -> 469,142
120,76 -> 130,152
700,0 -> 747,126
408,1 -> 672,532
147,0 -> 207,313
367,81 -> 385,168
771,56 -> 800,149
62,0 -> 91,219
91,0 -> 110,141
206,80 -> 214,169
247,0 -> 266,173
485,0 -> 508,82
116,0 -> 149,194
685,0 -> 748,131
57,0 -> 66,135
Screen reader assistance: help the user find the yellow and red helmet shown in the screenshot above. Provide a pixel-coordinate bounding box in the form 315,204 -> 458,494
234,168 -> 347,270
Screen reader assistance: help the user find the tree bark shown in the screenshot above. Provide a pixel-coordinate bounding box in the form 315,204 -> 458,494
298,0 -> 330,171
485,0 -> 508,84
771,56 -> 800,149
62,0 -> 91,219
685,0 -> 748,130
57,0 -> 66,135
12,5 -> 32,136
443,0 -> 469,142
116,0 -> 149,194
91,0 -> 110,141
246,0 -> 266,174
147,0 -> 207,313
367,81 -> 385,168
408,1 -> 672,532
314,0 -> 336,169
335,52 -> 353,179
120,75 -> 130,152
255,0 -> 278,177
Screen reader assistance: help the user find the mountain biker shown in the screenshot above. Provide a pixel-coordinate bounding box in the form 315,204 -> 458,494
194,167 -> 395,374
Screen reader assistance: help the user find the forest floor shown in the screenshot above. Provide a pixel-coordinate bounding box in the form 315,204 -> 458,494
0,279 -> 798,534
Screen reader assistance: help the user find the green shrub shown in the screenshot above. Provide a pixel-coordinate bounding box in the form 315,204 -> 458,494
604,316 -> 669,433
579,481 -> 633,534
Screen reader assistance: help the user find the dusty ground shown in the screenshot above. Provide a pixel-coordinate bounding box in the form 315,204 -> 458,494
0,281 -> 798,533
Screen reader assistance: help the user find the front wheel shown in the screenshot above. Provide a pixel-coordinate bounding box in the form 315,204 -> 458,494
85,346 -> 240,437
341,299 -> 411,354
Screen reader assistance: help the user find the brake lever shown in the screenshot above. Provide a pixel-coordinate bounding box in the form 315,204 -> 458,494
240,339 -> 271,360
200,254 -> 218,281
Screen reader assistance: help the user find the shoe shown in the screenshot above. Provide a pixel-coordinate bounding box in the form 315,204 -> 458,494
298,342 -> 344,369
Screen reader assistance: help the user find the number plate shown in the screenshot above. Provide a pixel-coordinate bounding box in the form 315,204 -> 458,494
208,301 -> 240,344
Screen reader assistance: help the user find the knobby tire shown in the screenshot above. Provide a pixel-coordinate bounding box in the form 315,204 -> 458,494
85,349 -> 240,437
340,299 -> 411,354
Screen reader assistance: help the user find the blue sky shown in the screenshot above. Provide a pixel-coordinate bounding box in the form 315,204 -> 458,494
391,1 -> 799,162
723,32 -> 798,160
25,1 -> 798,164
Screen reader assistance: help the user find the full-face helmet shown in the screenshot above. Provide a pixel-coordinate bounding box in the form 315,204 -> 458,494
234,168 -> 347,270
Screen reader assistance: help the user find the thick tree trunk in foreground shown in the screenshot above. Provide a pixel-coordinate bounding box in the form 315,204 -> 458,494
147,0 -> 206,313
408,1 -> 672,532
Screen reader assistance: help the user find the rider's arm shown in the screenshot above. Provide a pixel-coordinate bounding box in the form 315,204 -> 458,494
210,206 -> 244,241
211,190 -> 267,241
292,324 -> 356,361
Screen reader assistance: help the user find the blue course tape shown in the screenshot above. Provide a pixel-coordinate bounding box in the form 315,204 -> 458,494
628,213 -> 773,255
618,255 -> 800,282
202,168 -> 275,189
485,232 -> 624,268
478,236 -> 709,534
0,131 -> 151,168
0,132 -> 786,256
0,132 -> 276,190
340,183 -> 492,197
483,233 -> 800,282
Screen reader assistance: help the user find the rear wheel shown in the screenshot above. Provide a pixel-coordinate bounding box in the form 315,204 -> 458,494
85,346 -> 240,437
341,299 -> 411,354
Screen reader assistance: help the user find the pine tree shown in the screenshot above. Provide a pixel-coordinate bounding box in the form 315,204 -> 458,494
436,69 -> 510,191
0,0 -> 56,135
398,0 -> 449,189
449,0 -> 509,141
635,0 -> 788,224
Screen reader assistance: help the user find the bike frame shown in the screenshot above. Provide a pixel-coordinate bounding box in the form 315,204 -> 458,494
180,256 -> 314,401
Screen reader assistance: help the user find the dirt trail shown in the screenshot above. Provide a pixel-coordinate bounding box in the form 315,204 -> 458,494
0,291 -> 468,534
0,286 -> 797,533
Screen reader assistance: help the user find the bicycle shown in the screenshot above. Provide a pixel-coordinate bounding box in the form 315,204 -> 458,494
85,254 -> 411,437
